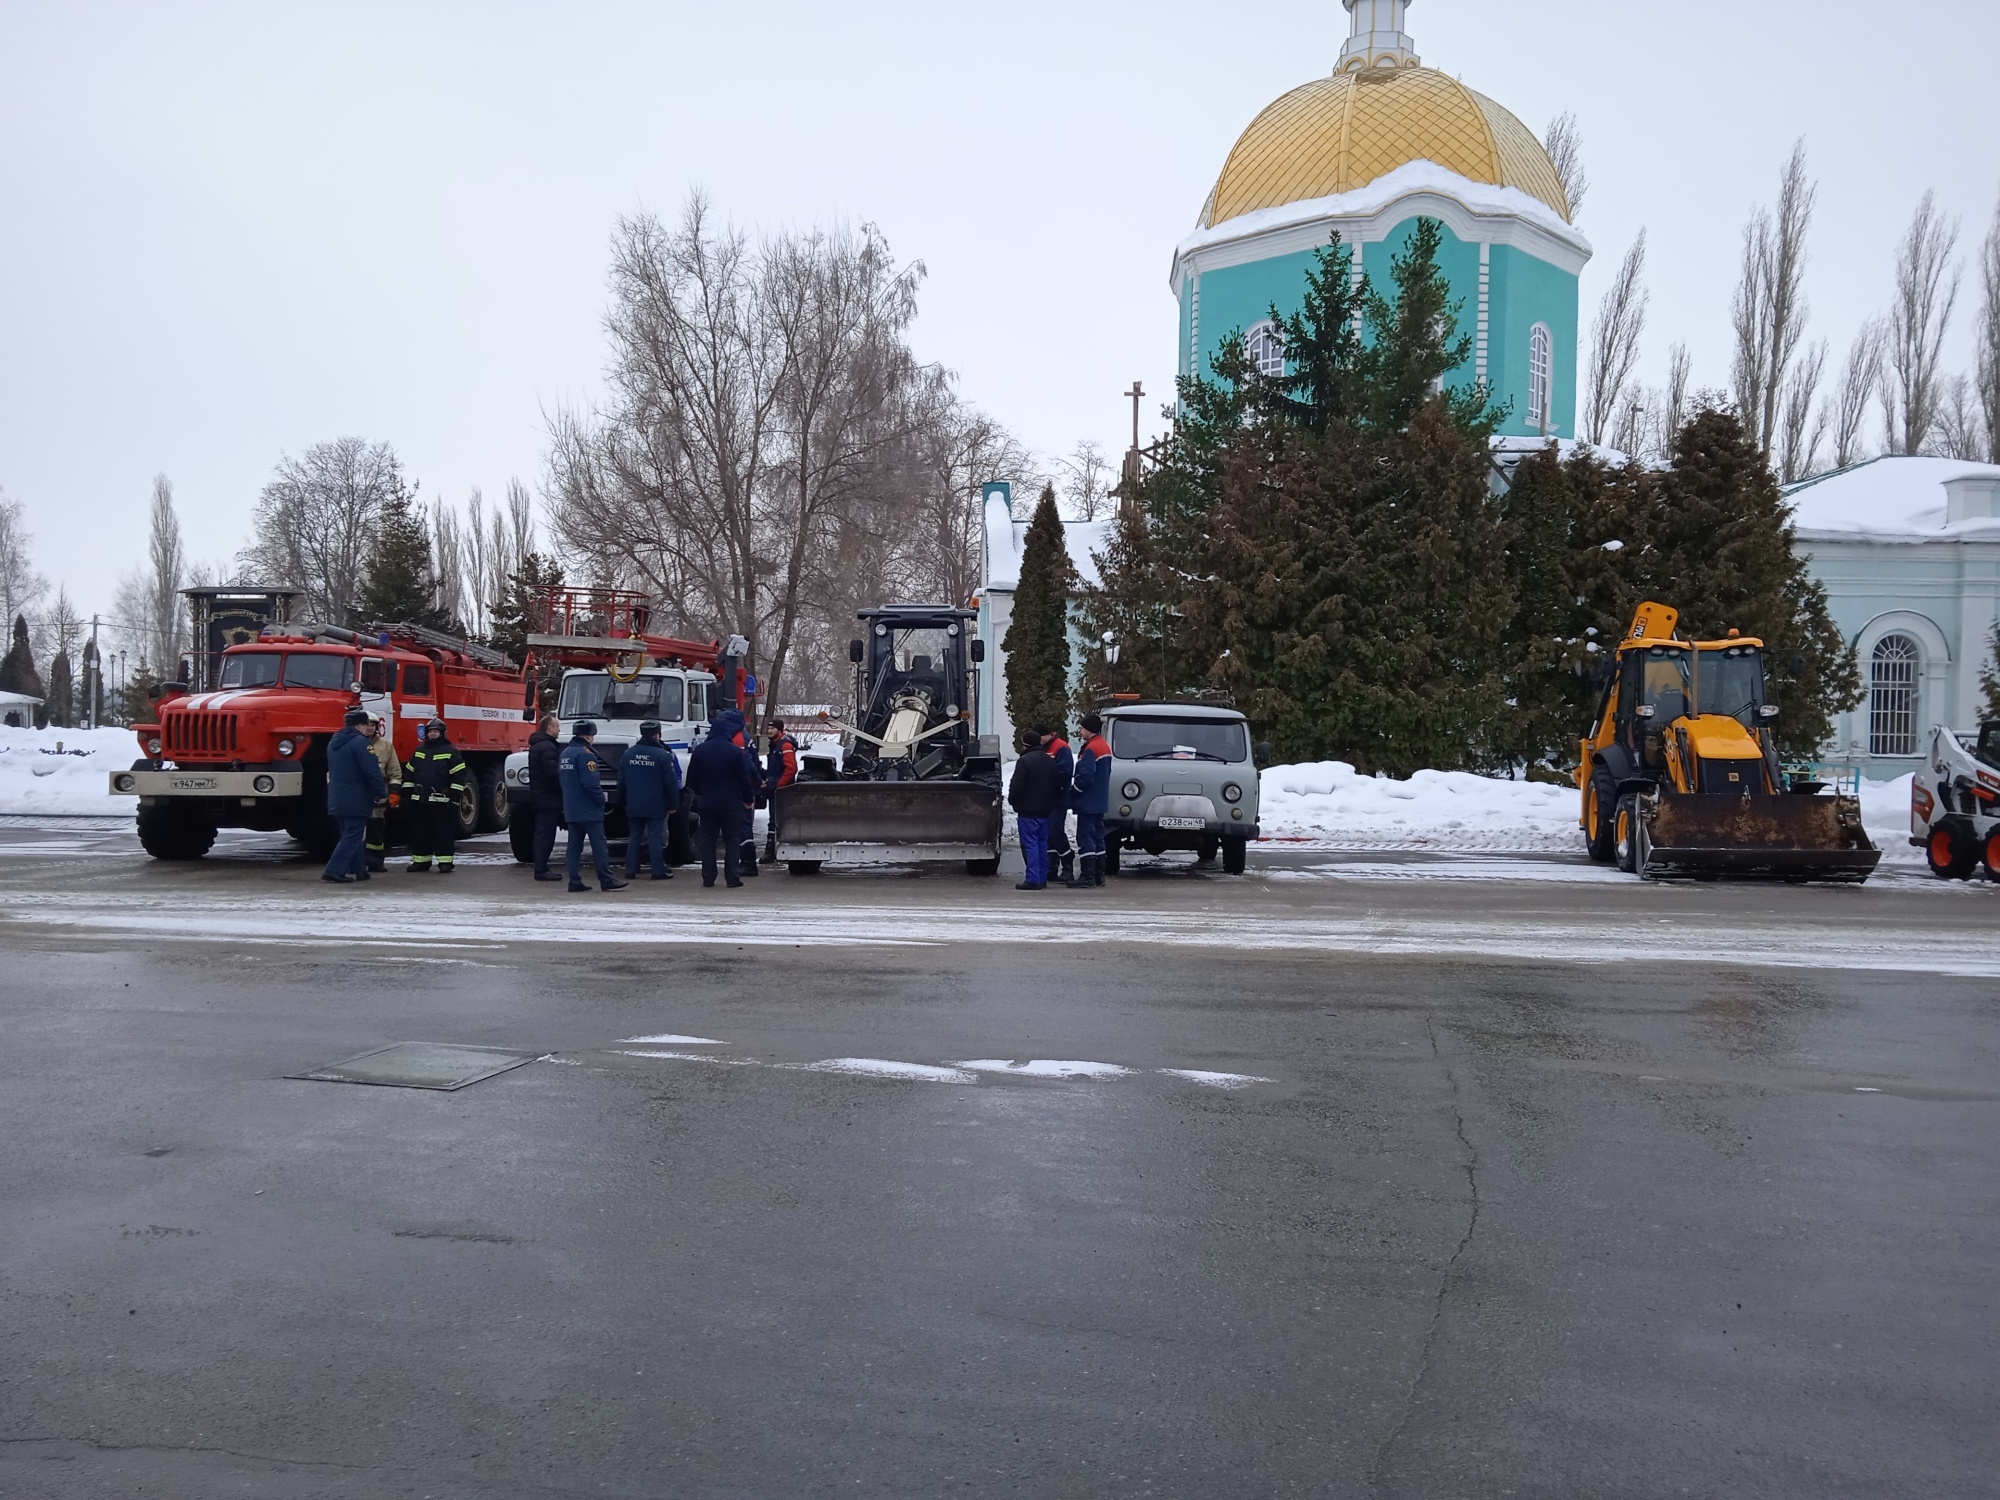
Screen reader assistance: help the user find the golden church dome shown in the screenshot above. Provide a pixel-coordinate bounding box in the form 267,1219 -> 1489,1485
1198,67 -> 1572,232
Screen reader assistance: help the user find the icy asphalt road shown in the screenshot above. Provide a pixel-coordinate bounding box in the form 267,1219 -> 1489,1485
1,821 -> 1996,1499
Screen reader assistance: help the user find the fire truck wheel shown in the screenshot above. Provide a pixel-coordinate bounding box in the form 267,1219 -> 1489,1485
449,779 -> 482,842
508,807 -> 536,864
1928,819 -> 1979,880
475,764 -> 507,834
136,805 -> 216,861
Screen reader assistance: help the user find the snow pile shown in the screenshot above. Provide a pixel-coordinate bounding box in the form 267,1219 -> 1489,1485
1257,760 -> 1924,860
1258,761 -> 1580,851
0,725 -> 137,816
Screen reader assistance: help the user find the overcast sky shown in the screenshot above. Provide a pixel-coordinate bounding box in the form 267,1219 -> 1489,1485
3,0 -> 1997,627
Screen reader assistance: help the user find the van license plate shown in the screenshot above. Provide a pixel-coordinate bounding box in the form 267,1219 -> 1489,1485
1157,816 -> 1204,830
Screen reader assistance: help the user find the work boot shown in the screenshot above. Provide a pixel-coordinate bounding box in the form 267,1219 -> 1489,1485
1057,852 -> 1074,884
568,881 -> 590,892
407,862 -> 430,874
533,871 -> 562,882
1093,855 -> 1107,887
1064,856 -> 1091,889
601,876 -> 629,891
436,864 -> 456,875
1015,879 -> 1046,891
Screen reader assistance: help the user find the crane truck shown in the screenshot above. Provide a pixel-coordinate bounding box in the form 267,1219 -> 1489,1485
502,586 -> 749,864
111,619 -> 533,861
1577,601 -> 1880,881
769,604 -> 1004,875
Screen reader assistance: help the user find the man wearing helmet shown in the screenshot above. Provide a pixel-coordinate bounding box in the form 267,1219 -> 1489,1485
364,712 -> 402,874
404,717 -> 470,874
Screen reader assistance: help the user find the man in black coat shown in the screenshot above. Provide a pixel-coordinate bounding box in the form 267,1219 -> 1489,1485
686,709 -> 757,888
526,713 -> 565,881
1007,727 -> 1064,891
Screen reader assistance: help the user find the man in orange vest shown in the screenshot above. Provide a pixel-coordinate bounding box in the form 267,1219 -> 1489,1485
760,718 -> 800,866
1067,712 -> 1113,887
1042,723 -> 1076,886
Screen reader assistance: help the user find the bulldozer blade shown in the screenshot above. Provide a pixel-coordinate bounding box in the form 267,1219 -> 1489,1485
1641,792 -> 1881,882
772,780 -> 1001,862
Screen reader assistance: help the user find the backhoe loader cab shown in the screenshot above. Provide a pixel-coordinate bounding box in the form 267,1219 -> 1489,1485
1577,602 -> 1878,881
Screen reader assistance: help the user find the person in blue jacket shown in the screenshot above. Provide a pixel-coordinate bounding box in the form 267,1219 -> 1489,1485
1067,712 -> 1113,888
620,719 -> 682,881
323,705 -> 386,883
559,721 -> 628,893
1041,724 -> 1076,885
686,708 -> 756,888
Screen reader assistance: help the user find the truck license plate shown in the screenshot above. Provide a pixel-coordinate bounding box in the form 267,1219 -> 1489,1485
1157,816 -> 1204,830
169,776 -> 218,791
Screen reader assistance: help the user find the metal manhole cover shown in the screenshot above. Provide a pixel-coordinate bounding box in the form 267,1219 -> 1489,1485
289,1042 -> 542,1091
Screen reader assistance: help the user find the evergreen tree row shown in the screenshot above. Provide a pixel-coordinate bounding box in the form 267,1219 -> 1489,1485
1077,222 -> 1860,776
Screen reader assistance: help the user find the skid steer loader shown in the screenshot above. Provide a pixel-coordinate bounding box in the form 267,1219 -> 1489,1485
1577,601 -> 1879,882
1910,721 -> 2000,879
769,605 -> 1004,875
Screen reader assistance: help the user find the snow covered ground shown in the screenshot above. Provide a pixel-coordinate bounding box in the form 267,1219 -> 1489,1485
0,725 -> 138,817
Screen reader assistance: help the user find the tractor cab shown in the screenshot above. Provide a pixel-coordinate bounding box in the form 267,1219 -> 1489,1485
840,606 -> 985,780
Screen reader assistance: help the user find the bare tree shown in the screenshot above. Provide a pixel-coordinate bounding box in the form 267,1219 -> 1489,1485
0,490 -> 48,630
1607,385 -> 1651,460
1829,318 -> 1884,468
1654,341 -> 1693,459
1582,229 -> 1648,445
1777,339 -> 1830,482
548,197 -> 948,723
431,497 -> 469,633
145,475 -> 184,668
1927,374 -> 1989,460
1055,440 -> 1114,521
1978,196 -> 2000,462
240,438 -> 404,622
1883,191 -> 1964,456
1730,140 -> 1818,458
1543,112 -> 1587,218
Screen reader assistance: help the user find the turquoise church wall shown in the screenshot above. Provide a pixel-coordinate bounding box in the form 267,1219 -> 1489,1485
1178,214 -> 1579,440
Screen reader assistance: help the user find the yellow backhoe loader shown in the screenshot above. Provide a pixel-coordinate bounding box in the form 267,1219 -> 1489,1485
1576,602 -> 1879,881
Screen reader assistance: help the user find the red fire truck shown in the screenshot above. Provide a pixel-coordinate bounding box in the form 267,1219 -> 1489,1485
111,620 -> 534,861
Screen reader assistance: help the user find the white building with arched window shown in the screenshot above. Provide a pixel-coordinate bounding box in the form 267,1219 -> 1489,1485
1786,456 -> 2000,777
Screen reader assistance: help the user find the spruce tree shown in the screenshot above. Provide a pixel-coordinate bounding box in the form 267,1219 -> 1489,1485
44,650 -> 73,727
1003,485 -> 1075,738
356,488 -> 457,632
1978,622 -> 2000,722
487,552 -> 567,672
0,615 -> 44,700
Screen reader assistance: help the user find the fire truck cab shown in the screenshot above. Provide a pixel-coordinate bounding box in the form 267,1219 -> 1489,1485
113,623 -> 532,861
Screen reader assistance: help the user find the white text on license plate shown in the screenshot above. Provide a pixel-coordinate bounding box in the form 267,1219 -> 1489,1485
1157,816 -> 1204,830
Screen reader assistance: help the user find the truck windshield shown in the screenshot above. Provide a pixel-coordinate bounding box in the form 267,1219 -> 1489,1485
282,654 -> 355,691
1110,717 -> 1249,763
217,653 -> 281,689
1695,646 -> 1765,727
559,674 -> 685,722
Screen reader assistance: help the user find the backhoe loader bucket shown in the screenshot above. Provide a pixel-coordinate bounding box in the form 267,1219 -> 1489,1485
1640,792 -> 1880,882
771,780 -> 1002,865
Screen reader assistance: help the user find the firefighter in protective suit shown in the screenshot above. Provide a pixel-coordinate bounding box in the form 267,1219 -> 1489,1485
404,718 -> 470,874
364,713 -> 402,873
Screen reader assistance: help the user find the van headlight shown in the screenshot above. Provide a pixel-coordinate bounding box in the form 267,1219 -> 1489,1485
1121,779 -> 1142,800
1222,782 -> 1243,803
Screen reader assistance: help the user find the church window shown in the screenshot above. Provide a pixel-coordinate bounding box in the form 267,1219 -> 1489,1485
1527,323 -> 1553,432
1245,320 -> 1285,378
1868,634 -> 1920,757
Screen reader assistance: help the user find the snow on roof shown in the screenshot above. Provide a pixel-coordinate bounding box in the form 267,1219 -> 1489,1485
1171,159 -> 1592,285
981,488 -> 1112,593
1784,456 -> 2000,542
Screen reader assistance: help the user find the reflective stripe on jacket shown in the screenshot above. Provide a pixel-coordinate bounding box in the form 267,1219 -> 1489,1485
1071,733 -> 1113,815
405,743 -> 469,804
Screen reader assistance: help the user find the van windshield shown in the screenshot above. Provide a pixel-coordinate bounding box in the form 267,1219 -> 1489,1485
559,674 -> 685,722
1109,716 -> 1249,763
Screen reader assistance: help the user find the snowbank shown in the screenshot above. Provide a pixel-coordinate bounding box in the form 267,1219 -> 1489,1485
0,725 -> 138,816
1257,760 -> 1923,862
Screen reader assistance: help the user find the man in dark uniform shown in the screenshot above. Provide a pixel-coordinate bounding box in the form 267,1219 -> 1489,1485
686,709 -> 756,888
559,720 -> 627,892
1041,722 -> 1076,885
729,712 -> 762,877
1007,727 -> 1063,891
404,718 -> 470,874
364,712 -> 400,873
760,717 -> 799,865
323,706 -> 384,883
1068,712 -> 1113,887
621,719 -> 682,880
526,711 -> 565,882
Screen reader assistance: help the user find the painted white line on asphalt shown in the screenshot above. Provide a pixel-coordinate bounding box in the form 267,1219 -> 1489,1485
953,1059 -> 1132,1079
620,1033 -> 724,1045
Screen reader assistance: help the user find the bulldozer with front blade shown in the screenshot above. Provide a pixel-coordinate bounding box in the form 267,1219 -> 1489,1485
1577,601 -> 1880,882
770,605 -> 1005,876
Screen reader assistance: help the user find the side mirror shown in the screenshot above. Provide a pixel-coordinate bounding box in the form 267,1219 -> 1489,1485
1758,703 -> 1780,719
1635,705 -> 1656,719
848,639 -> 864,664
1255,740 -> 1273,769
969,639 -> 985,663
